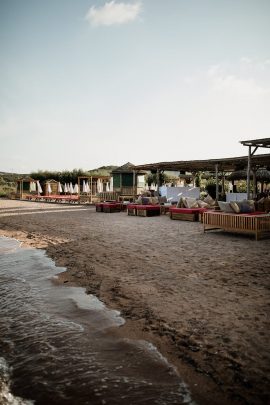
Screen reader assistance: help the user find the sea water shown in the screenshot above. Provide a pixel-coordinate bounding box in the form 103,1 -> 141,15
0,237 -> 194,405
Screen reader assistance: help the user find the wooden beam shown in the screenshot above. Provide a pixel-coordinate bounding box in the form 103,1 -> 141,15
247,146 -> 251,199
215,164 -> 219,200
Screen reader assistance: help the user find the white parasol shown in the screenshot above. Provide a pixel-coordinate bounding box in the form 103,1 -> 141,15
47,183 -> 52,194
69,183 -> 74,194
82,180 -> 86,193
106,182 -> 110,192
58,182 -> 63,193
64,183 -> 68,193
37,181 -> 43,194
86,182 -> 90,193
73,184 -> 79,194
30,181 -> 36,192
97,179 -> 103,193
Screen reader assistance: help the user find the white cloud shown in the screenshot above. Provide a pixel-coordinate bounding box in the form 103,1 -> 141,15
240,57 -> 252,64
85,1 -> 142,27
211,74 -> 268,97
207,63 -> 269,98
207,64 -> 221,77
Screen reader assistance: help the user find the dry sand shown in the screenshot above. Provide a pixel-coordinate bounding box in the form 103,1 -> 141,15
0,199 -> 269,404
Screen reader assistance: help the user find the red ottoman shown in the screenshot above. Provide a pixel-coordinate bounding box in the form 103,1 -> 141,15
127,203 -> 138,216
136,205 -> 161,217
96,203 -> 104,212
103,202 -> 122,213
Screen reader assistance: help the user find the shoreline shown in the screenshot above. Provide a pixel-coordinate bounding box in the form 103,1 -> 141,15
0,200 -> 269,404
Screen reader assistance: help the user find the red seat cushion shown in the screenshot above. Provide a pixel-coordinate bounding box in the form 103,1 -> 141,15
136,205 -> 160,211
103,203 -> 121,208
127,204 -> 138,209
239,211 -> 266,216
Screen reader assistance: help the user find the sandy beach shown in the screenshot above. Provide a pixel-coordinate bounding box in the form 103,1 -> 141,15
0,199 -> 269,404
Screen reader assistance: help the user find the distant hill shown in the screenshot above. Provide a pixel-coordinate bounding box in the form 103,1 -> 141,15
0,172 -> 24,197
0,172 -> 28,182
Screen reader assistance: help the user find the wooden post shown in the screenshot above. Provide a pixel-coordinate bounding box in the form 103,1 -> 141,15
252,170 -> 257,199
247,145 -> 251,199
120,173 -> 122,195
90,176 -> 93,204
221,171 -> 225,197
133,170 -> 136,200
215,164 -> 219,200
156,169 -> 160,196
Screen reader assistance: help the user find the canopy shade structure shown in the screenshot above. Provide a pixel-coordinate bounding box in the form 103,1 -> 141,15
133,152 -> 270,200
239,138 -> 270,198
240,138 -> 270,149
133,154 -> 270,173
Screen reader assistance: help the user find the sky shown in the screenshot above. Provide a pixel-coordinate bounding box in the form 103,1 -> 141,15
1,0 -> 270,173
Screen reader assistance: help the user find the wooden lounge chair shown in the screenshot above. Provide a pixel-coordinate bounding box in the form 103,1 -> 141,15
203,211 -> 270,240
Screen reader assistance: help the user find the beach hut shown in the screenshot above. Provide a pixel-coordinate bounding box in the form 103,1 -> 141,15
111,163 -> 146,201
43,179 -> 59,196
15,177 -> 38,199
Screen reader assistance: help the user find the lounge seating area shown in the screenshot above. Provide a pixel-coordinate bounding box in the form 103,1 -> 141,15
121,191 -> 270,240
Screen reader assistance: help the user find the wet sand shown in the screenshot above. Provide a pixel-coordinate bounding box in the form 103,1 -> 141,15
0,199 -> 269,404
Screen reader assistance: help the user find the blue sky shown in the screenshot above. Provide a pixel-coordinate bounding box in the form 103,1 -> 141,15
1,0 -> 270,173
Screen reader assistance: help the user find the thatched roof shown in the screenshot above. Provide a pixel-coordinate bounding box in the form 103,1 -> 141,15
112,162 -> 146,174
256,169 -> 270,181
227,169 -> 270,181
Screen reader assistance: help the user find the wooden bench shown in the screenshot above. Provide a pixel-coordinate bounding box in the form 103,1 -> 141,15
203,211 -> 270,240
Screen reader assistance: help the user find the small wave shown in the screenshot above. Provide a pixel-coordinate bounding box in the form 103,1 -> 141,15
0,357 -> 34,405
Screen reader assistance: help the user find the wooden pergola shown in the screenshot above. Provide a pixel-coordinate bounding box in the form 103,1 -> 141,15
78,175 -> 111,203
133,152 -> 270,200
16,177 -> 39,199
240,138 -> 270,199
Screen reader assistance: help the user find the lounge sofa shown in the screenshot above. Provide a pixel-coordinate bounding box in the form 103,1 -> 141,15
202,199 -> 270,240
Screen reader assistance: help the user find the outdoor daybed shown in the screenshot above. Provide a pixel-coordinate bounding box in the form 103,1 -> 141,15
127,203 -> 138,216
203,211 -> 270,240
169,195 -> 216,222
96,202 -> 122,213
